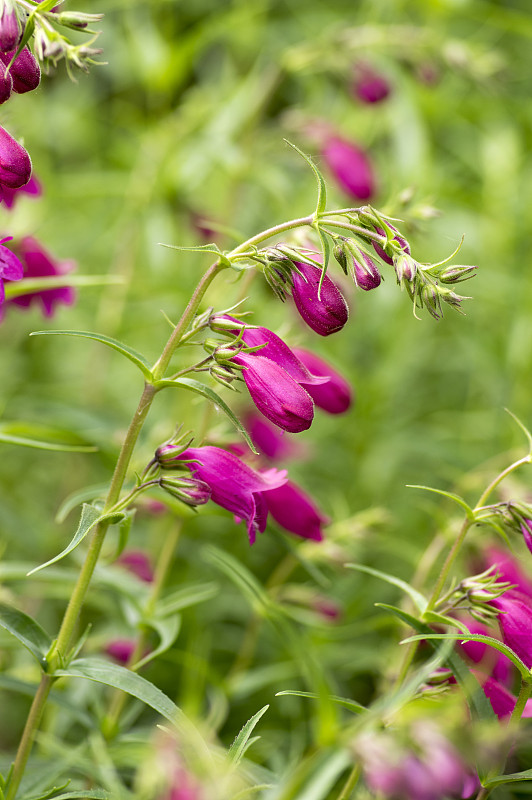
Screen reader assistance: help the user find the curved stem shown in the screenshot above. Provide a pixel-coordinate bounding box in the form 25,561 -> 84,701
475,455 -> 531,509
228,216 -> 313,256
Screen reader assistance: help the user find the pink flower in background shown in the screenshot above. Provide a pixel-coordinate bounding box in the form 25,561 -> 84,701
458,618 -> 512,686
0,173 -> 41,209
291,260 -> 349,336
105,638 -> 136,665
117,550 -> 154,583
352,62 -> 391,104
321,135 -> 375,200
491,590 -> 532,669
0,47 -> 40,94
0,236 -> 23,305
244,412 -> 300,461
8,237 -> 76,317
477,674 -> 532,720
292,348 -> 352,414
177,446 -> 287,544
0,125 -> 31,189
485,547 -> 532,597
164,769 -> 202,800
265,480 -> 329,541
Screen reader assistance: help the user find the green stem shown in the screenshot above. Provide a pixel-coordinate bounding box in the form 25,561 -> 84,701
228,215 -> 313,256
475,455 -> 530,509
336,764 -> 361,800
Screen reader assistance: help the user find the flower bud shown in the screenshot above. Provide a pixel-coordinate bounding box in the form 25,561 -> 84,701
333,242 -> 349,275
0,47 -> 40,93
0,125 -> 31,188
0,58 -> 12,103
159,476 -> 212,507
321,135 -> 375,201
438,265 -> 477,284
0,4 -> 22,53
349,247 -> 382,290
352,62 -> 391,104
291,260 -> 349,336
394,253 -> 417,284
56,11 -> 104,30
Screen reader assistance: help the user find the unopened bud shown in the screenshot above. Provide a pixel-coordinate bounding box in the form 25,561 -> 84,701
0,125 -> 31,189
159,476 -> 211,506
394,253 -> 417,284
439,265 -> 477,284
57,11 -> 104,31
0,3 -> 21,53
333,242 -> 349,275
209,364 -> 238,387
0,47 -> 40,93
421,283 -> 442,319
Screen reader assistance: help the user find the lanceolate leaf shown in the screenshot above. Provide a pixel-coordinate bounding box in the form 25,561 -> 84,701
483,768 -> 532,788
56,658 -> 183,726
157,377 -> 257,453
0,422 -> 97,453
228,705 -> 269,765
275,690 -> 366,715
55,484 -> 109,523
406,484 -> 475,520
29,330 -> 153,381
27,504 -> 125,576
345,563 -> 428,613
155,582 -> 219,617
27,792 -> 111,800
0,603 -> 52,670
133,614 -> 181,670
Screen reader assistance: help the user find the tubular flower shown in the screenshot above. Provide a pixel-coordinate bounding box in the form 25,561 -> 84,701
105,638 -> 136,665
117,550 -> 154,583
485,547 -> 532,598
292,347 -> 352,414
0,235 -> 23,305
477,674 -> 532,720
321,135 -> 374,201
8,236 -> 76,317
177,446 -> 287,544
265,480 -> 329,541
291,260 -> 349,336
0,47 -> 40,94
491,590 -> 532,669
0,4 -> 22,53
0,125 -> 31,189
458,618 -> 512,686
0,173 -> 41,209
243,412 -> 299,461
352,250 -> 382,290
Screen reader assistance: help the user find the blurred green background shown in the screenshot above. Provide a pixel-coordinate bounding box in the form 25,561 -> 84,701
1,0 -> 532,793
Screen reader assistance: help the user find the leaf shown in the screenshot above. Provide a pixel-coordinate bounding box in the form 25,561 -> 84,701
27,504 -> 125,576
133,614 -> 181,670
155,582 -> 219,617
31,792 -> 111,800
4,275 -> 123,300
0,422 -> 97,453
29,330 -> 153,381
275,690 -> 366,715
484,768 -> 532,788
228,705 -> 269,765
505,408 -> 532,456
376,604 -> 496,724
56,657 -> 183,726
202,545 -> 273,615
423,610 -> 471,634
55,484 -> 109,523
406,485 -> 475,520
157,377 -> 257,453
345,563 -> 428,613
284,139 -> 327,216
402,633 -> 531,681
0,602 -> 52,670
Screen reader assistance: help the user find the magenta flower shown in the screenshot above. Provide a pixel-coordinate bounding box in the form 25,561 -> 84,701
0,6 -> 21,53
477,673 -> 532,720
321,135 -> 375,201
165,769 -> 202,800
352,63 -> 391,104
105,638 -> 136,665
244,412 -> 299,461
0,173 -> 41,209
117,550 -> 154,583
8,237 -> 76,317
485,547 -> 532,598
0,125 -> 31,189
177,446 -> 287,544
0,236 -> 23,305
0,60 -> 12,104
292,348 -> 352,414
265,480 -> 329,541
491,590 -> 532,669
372,225 -> 410,265
291,260 -> 349,336
520,518 -> 532,555
458,618 -> 512,686
0,47 -> 40,94
352,250 -> 382,290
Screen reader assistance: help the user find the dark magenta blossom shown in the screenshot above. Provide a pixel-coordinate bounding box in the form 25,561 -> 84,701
352,250 -> 382,290
0,173 -> 41,209
0,47 -> 40,94
0,60 -> 12,103
177,446 -> 287,544
372,225 -> 410,265
352,63 -> 391,104
165,769 -> 203,800
485,547 -> 532,598
0,5 -> 21,53
491,590 -> 532,669
477,674 -> 532,720
292,348 -> 352,414
0,125 -> 31,189
0,236 -> 23,305
291,260 -> 349,336
265,480 -> 329,541
8,237 -> 76,317
321,135 -> 374,201
458,618 -> 512,686
117,550 -> 154,583
105,638 -> 136,665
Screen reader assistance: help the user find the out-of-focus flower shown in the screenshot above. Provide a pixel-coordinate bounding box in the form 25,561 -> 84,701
291,260 -> 349,336
117,550 -> 154,583
176,446 -> 287,544
244,411 -> 299,461
458,618 -> 512,686
491,590 -> 532,669
163,769 -> 202,800
0,4 -> 22,53
477,673 -> 532,721
105,638 -> 136,665
0,47 -> 40,93
0,235 -> 22,305
485,547 -> 532,598
0,125 -> 31,189
292,347 -> 352,414
0,173 -> 41,209
7,236 -> 76,317
321,135 -> 375,200
352,62 -> 391,104
265,480 -> 329,541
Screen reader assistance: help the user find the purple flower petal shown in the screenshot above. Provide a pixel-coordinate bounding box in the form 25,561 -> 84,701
265,480 -> 329,541
291,261 -> 349,336
292,348 -> 353,414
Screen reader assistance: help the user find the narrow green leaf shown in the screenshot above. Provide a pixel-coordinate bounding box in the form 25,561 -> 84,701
275,690 -> 366,714
423,610 -> 470,634
505,408 -> 532,456
202,545 -> 273,615
345,563 -> 428,613
56,657 -> 183,726
0,602 -> 52,670
484,768 -> 532,788
28,504 -> 125,576
228,705 -> 269,765
157,377 -> 257,453
160,242 -> 222,254
403,633 -> 531,680
284,139 -> 327,216
29,330 -> 153,380
0,422 -> 96,453
4,275 -> 122,300
31,792 -> 111,800
55,484 -> 109,523
406,485 -> 475,520
376,604 -> 496,724
134,614 -> 181,670
155,582 -> 219,617
19,782 -> 71,800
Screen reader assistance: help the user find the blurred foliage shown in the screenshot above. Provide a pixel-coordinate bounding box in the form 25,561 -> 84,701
2,0 -> 532,797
